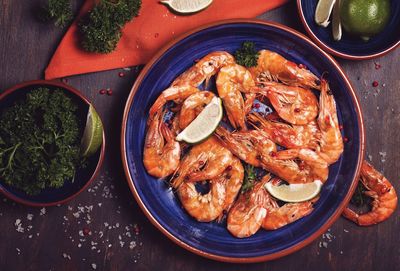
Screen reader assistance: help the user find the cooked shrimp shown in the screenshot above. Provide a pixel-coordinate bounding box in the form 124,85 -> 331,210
187,143 -> 234,183
219,157 -> 244,217
317,79 -> 344,164
149,85 -> 199,120
143,110 -> 180,178
262,179 -> 318,230
178,156 -> 244,222
170,136 -> 233,188
216,64 -> 256,130
178,91 -> 215,129
250,49 -> 320,90
273,149 -> 329,183
227,175 -> 271,238
253,82 -> 319,125
177,178 -> 226,222
342,160 -> 397,226
172,51 -> 235,88
214,126 -> 276,167
248,113 -> 320,149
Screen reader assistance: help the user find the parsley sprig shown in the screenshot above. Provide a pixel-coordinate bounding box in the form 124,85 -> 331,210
234,41 -> 259,68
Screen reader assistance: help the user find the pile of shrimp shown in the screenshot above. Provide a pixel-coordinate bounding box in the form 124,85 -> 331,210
143,50 -> 397,238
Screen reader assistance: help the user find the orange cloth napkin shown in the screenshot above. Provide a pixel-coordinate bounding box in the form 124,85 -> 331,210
45,0 -> 289,80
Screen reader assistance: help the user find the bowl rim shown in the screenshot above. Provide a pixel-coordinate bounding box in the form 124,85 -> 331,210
120,19 -> 365,263
0,79 -> 106,207
296,0 -> 400,60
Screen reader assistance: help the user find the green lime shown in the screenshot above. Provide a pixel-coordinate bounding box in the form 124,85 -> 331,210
81,104 -> 104,157
176,97 -> 222,144
265,181 -> 323,203
340,0 -> 391,41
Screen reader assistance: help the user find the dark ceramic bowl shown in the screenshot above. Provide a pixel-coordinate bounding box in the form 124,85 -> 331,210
0,80 -> 105,206
121,20 -> 365,262
297,0 -> 400,60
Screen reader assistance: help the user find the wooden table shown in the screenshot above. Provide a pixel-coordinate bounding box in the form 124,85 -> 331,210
0,1 -> 399,270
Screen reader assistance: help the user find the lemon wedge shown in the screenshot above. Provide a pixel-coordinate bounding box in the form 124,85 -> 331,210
176,97 -> 222,144
315,0 -> 336,27
81,104 -> 103,157
265,180 -> 323,203
160,0 -> 213,14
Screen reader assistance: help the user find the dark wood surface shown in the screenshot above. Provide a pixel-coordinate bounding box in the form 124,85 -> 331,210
0,1 -> 399,270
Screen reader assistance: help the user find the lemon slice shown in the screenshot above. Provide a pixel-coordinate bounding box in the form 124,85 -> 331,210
176,97 -> 222,144
160,0 -> 213,14
265,181 -> 323,203
81,104 -> 104,157
332,0 -> 342,41
315,0 -> 336,27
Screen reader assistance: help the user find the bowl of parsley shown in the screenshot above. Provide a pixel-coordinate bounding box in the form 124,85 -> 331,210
0,80 -> 105,206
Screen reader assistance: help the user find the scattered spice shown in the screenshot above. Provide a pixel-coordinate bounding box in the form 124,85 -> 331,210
298,63 -> 307,69
106,89 -> 113,96
118,72 -> 125,77
374,62 -> 381,70
372,81 -> 379,87
343,137 -> 349,143
99,89 -> 106,95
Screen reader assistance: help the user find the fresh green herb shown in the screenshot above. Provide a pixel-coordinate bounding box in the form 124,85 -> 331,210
350,181 -> 366,206
241,165 -> 257,194
0,88 -> 83,195
234,41 -> 259,68
79,0 -> 142,54
39,0 -> 73,28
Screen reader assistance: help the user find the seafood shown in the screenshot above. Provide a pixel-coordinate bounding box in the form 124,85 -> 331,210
178,91 -> 215,129
178,155 -> 244,223
216,63 -> 257,130
317,79 -> 344,164
215,126 -> 276,167
172,51 -> 235,88
149,85 -> 199,120
143,110 -> 180,178
227,175 -> 271,238
343,161 -> 397,226
250,49 -> 320,90
248,113 -> 320,150
220,157 -> 244,217
170,136 -> 233,188
252,82 -> 319,125
177,178 -> 226,222
273,148 -> 329,183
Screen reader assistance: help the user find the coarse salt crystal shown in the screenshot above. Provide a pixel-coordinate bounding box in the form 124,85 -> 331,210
40,208 -> 46,215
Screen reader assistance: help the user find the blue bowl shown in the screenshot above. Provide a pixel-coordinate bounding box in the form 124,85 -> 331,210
297,0 -> 400,60
0,80 -> 105,207
121,20 -> 365,262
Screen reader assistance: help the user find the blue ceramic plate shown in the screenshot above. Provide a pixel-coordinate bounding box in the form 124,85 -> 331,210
0,80 -> 105,206
297,0 -> 400,60
121,20 -> 365,262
